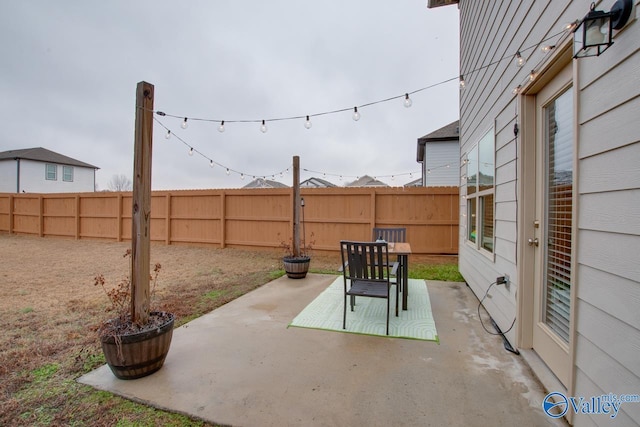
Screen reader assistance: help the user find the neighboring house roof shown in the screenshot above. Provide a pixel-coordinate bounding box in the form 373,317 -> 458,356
300,177 -> 337,188
243,178 -> 289,189
346,175 -> 389,187
417,120 -> 459,162
0,147 -> 99,169
404,178 -> 423,187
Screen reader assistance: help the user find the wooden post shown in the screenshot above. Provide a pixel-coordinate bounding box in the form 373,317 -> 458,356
292,156 -> 301,257
131,81 -> 154,326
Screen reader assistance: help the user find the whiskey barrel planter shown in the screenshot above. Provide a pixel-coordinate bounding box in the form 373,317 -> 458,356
100,311 -> 175,380
283,255 -> 311,279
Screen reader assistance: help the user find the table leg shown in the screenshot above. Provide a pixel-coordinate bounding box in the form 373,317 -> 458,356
401,254 -> 408,310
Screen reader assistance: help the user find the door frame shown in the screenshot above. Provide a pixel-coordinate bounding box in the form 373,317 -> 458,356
516,39 -> 578,401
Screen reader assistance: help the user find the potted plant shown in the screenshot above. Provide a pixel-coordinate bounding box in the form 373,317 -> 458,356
94,250 -> 175,380
280,232 -> 315,279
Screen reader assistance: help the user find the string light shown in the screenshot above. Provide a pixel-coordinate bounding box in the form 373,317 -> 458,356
512,85 -> 522,95
146,24 -> 574,184
403,93 -> 412,108
529,70 -> 537,81
150,27 -> 571,135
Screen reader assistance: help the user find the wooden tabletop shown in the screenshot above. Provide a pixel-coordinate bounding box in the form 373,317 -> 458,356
388,242 -> 411,254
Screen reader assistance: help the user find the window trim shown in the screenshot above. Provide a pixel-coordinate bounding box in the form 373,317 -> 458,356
63,165 -> 74,182
45,163 -> 57,181
464,127 -> 496,258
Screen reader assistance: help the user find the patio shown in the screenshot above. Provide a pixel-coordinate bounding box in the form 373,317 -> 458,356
80,273 -> 565,426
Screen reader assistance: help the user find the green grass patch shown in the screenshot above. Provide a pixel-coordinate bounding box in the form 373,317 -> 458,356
21,306 -> 34,313
203,289 -> 229,300
31,363 -> 59,382
269,269 -> 286,280
409,263 -> 464,282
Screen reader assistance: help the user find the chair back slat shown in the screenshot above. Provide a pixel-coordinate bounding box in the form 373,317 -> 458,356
341,240 -> 389,282
372,227 -> 406,243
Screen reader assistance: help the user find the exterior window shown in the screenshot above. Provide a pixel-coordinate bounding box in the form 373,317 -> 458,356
63,166 -> 74,182
46,164 -> 57,180
466,129 -> 495,253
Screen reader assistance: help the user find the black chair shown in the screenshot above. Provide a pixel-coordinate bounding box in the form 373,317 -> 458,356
372,227 -> 406,290
340,240 -> 396,335
372,227 -> 407,244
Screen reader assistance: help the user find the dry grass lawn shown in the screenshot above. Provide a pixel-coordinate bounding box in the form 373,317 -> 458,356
0,233 -> 455,426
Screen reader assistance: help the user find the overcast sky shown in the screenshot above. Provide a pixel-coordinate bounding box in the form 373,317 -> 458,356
0,1 -> 459,190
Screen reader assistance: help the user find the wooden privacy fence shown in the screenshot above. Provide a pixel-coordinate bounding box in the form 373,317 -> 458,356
0,186 -> 459,254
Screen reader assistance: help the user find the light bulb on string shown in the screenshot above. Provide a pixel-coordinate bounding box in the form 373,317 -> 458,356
210,160 -> 214,168
165,130 -> 171,140
459,75 -> 466,90
529,70 -> 537,81
403,93 -> 412,108
218,121 -> 225,133
304,115 -> 312,129
226,168 -> 230,176
260,120 -> 268,133
352,107 -> 360,121
181,117 -> 188,129
512,85 -> 522,95
514,51 -> 526,67
188,147 -> 194,156
240,173 -> 245,180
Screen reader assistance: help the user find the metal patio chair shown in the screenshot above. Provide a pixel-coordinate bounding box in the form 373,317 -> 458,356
340,240 -> 396,335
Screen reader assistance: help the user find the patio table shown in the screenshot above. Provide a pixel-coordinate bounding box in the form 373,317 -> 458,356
388,242 -> 412,310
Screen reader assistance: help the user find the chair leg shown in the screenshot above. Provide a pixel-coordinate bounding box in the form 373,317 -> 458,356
343,295 -> 347,330
395,283 -> 399,317
386,297 -> 390,335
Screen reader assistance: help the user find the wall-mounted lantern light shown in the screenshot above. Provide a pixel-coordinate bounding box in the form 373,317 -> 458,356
573,0 -> 633,58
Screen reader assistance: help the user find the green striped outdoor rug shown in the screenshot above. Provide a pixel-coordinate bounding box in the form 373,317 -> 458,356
289,276 -> 438,342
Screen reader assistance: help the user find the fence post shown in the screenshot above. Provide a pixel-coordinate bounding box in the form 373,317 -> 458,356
220,191 -> 226,248
292,156 -> 301,256
39,195 -> 44,237
9,194 -> 14,234
165,193 -> 171,245
131,81 -> 154,325
117,193 -> 123,242
75,195 -> 80,239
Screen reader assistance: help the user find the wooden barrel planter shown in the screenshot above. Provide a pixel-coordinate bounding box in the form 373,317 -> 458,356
101,311 -> 175,380
283,255 -> 311,279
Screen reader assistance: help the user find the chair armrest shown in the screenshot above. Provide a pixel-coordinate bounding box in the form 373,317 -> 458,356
390,261 -> 399,276
338,261 -> 349,272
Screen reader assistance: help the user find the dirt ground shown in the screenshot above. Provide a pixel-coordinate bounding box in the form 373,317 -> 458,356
0,233 -> 455,425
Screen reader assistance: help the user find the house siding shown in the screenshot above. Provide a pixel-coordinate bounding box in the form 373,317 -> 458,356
9,159 -> 95,193
459,0 -> 640,425
424,140 -> 459,186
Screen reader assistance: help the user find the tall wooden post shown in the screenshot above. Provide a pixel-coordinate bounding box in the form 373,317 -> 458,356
131,81 -> 154,325
292,155 -> 301,257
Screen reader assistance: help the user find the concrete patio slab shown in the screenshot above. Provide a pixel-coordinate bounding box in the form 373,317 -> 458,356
79,274 -> 566,426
